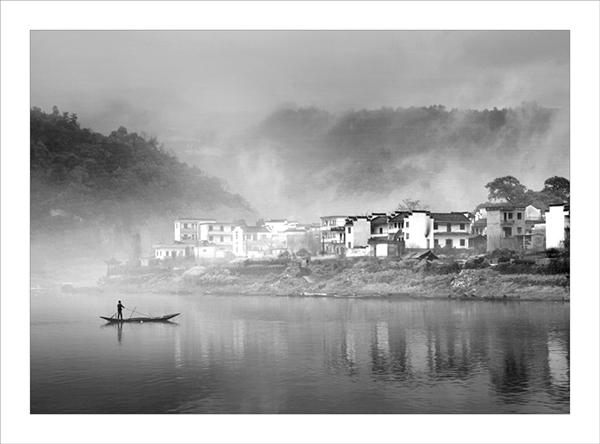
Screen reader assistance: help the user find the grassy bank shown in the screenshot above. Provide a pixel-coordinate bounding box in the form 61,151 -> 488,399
97,257 -> 570,301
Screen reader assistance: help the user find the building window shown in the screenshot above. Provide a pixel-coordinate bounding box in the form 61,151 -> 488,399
460,239 -> 465,247
220,236 -> 224,242
434,239 -> 439,246
517,213 -> 522,220
508,213 -> 513,219
209,236 -> 213,241
445,223 -> 450,232
460,224 -> 465,230
175,223 -> 179,228
348,242 -> 352,249
406,233 -> 410,240
209,225 -> 214,231
348,227 -> 352,234
434,223 -> 438,230
446,239 -> 452,247
379,228 -> 383,234
220,225 -> 224,231
517,227 -> 522,234
406,222 -> 409,228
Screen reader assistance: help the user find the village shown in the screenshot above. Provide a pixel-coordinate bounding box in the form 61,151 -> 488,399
145,203 -> 570,264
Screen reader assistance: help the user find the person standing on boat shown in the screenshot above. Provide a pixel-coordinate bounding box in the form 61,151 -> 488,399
117,300 -> 125,320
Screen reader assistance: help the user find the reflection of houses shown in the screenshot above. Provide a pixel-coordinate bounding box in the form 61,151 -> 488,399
545,204 -> 570,248
431,213 -> 472,249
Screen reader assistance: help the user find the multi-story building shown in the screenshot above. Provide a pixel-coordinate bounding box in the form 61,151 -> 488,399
174,218 -> 215,242
264,219 -> 290,234
320,215 -> 350,254
485,205 -> 528,252
345,216 -> 370,250
403,211 -> 435,249
199,221 -> 236,252
545,204 -> 570,249
431,212 -> 472,249
369,213 -> 389,238
232,225 -> 272,257
387,211 -> 410,240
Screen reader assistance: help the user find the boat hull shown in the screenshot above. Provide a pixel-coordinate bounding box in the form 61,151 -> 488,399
100,313 -> 180,323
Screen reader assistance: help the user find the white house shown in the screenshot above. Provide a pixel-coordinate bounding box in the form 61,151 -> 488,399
545,204 -> 570,248
174,218 -> 215,242
403,211 -> 434,249
431,212 -> 472,249
199,221 -> 236,252
232,225 -> 272,257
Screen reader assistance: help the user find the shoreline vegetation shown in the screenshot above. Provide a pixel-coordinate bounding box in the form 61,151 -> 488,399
60,251 -> 569,302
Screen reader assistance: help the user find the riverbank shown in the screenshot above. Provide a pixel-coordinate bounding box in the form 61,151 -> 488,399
95,258 -> 570,301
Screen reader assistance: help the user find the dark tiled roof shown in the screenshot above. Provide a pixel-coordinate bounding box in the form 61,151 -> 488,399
473,218 -> 487,227
370,215 -> 389,223
240,226 -> 271,233
484,205 -> 526,211
389,212 -> 409,222
431,213 -> 471,223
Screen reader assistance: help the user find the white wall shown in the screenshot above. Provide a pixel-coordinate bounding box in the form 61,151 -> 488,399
546,205 -> 569,248
404,212 -> 433,249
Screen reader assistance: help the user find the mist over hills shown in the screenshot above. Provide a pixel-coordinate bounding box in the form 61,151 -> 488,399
171,102 -> 569,220
30,107 -> 259,252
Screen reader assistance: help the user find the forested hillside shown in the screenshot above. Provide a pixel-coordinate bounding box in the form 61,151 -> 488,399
191,102 -> 566,218
30,107 -> 257,239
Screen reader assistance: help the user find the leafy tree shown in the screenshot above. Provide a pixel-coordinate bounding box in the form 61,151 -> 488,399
484,176 -> 528,205
29,107 -> 258,236
542,176 -> 570,203
396,198 -> 429,212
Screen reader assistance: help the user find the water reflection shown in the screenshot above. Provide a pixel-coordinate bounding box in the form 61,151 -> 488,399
321,301 -> 569,412
32,294 -> 569,414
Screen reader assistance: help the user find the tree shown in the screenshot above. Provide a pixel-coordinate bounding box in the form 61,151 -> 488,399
396,198 -> 429,212
542,176 -> 570,203
485,176 -> 528,205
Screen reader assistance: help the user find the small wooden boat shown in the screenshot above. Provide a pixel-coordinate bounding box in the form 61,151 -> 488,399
100,313 -> 180,323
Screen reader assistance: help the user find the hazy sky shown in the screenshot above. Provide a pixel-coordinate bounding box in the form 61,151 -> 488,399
31,31 -> 570,220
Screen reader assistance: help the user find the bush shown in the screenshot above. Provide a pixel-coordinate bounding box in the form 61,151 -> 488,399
546,257 -> 569,274
497,262 -> 538,274
424,261 -> 461,275
463,257 -> 490,269
545,248 -> 561,258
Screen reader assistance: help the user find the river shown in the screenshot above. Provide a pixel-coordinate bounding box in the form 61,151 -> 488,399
31,291 -> 569,414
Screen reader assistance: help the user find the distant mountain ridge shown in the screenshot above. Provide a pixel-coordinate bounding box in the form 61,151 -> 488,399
30,106 -> 258,237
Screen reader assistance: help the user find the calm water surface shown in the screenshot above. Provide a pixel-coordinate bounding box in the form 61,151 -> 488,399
31,292 -> 569,413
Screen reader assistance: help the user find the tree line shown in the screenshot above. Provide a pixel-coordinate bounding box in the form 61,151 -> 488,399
30,107 -> 256,234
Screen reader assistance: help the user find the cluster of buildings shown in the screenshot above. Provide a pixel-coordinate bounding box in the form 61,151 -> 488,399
152,203 -> 570,261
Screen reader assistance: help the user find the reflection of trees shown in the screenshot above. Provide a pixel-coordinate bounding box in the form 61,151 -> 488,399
489,319 -> 549,401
